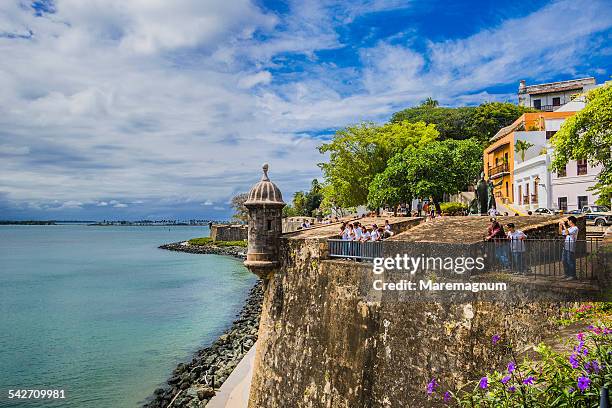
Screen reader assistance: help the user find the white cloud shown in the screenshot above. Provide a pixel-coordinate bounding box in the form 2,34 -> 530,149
238,71 -> 272,89
0,0 -> 609,218
96,201 -> 108,207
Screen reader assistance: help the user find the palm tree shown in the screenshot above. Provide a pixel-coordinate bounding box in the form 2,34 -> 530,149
515,140 -> 534,162
420,97 -> 439,108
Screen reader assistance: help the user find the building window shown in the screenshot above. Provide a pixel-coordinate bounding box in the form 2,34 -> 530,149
552,97 -> 561,106
558,197 -> 568,211
267,219 -> 273,231
518,185 -> 522,205
578,196 -> 588,209
557,166 -> 567,177
577,159 -> 588,175
505,182 -> 509,197
533,99 -> 541,109
546,130 -> 557,140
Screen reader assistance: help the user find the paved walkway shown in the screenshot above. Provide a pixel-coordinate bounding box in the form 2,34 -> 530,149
206,342 -> 257,408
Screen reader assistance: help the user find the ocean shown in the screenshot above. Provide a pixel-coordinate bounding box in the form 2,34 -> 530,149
0,225 -> 255,408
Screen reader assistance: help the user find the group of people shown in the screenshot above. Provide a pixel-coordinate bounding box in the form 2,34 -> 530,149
340,220 -> 394,242
485,216 -> 579,280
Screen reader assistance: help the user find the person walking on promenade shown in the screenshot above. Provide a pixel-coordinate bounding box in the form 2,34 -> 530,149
506,223 -> 527,274
560,216 -> 579,281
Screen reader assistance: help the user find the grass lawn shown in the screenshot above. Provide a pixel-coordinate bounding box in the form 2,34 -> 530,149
188,237 -> 247,247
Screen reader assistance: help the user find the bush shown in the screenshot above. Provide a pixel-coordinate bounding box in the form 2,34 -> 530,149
427,325 -> 612,407
188,237 -> 247,247
440,202 -> 468,215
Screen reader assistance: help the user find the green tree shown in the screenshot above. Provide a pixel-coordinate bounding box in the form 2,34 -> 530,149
391,105 -> 475,141
304,179 -> 323,216
230,193 -> 249,222
283,179 -> 325,217
514,140 -> 535,161
551,84 -> 612,205
292,191 -> 307,215
319,121 -> 438,208
391,102 -> 532,145
370,139 -> 482,213
468,102 -> 534,145
421,97 -> 439,108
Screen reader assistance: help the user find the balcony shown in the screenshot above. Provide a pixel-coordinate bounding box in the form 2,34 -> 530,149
523,195 -> 530,205
531,194 -> 538,204
535,104 -> 561,112
488,163 -> 509,179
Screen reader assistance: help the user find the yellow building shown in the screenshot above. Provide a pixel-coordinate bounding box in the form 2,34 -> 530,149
483,111 -> 576,204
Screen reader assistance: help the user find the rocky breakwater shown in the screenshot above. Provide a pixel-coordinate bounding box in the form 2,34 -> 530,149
159,242 -> 246,259
144,281 -> 263,408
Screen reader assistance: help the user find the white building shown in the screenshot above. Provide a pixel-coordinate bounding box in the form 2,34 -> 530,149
512,111 -> 602,212
518,77 -> 596,111
513,131 -> 551,211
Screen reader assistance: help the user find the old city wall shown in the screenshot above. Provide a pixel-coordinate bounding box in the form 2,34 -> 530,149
247,216 -> 601,408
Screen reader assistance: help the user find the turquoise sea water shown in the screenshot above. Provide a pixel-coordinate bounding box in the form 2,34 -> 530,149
0,225 -> 255,408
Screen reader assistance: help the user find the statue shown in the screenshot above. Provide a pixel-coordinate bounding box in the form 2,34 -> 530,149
469,173 -> 504,215
487,178 -> 503,211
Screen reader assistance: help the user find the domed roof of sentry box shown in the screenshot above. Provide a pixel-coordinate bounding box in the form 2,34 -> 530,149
244,163 -> 284,206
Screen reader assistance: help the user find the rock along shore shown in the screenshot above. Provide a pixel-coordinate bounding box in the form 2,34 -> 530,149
144,244 -> 260,408
159,242 -> 247,259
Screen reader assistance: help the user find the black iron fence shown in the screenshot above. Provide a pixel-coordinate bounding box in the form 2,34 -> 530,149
482,238 -> 605,280
328,239 -> 383,260
328,237 -> 608,282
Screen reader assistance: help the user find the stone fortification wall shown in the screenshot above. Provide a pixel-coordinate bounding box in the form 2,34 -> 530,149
211,224 -> 248,242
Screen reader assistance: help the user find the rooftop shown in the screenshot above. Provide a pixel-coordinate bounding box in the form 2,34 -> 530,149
520,77 -> 595,95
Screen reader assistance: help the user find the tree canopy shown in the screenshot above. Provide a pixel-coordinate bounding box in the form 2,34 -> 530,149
230,192 -> 249,222
391,101 -> 532,145
283,179 -> 324,217
551,84 -> 612,205
318,121 -> 438,208
368,139 -> 483,212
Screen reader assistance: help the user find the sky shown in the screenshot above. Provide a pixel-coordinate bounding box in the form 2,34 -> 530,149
0,0 -> 610,221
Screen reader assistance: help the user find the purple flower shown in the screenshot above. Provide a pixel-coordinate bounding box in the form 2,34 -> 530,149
577,376 -> 591,392
585,360 -> 600,374
575,341 -> 588,356
522,376 -> 535,386
443,391 -> 451,403
492,334 -> 501,345
507,361 -> 516,373
501,375 -> 511,384
508,386 -> 516,393
577,332 -> 585,341
569,387 -> 575,393
427,378 -> 438,395
569,353 -> 580,369
479,377 -> 488,389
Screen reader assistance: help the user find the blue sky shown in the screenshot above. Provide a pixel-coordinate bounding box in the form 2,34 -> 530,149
0,0 -> 610,220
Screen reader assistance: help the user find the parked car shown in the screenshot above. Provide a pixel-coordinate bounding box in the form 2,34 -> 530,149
564,209 -> 582,215
533,208 -> 555,215
581,205 -> 612,226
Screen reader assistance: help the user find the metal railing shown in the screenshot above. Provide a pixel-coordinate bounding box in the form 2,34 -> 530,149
536,104 -> 560,112
482,238 -> 605,280
328,239 -> 383,260
488,163 -> 509,177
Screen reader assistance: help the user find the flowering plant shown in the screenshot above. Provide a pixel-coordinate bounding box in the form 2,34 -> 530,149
428,325 -> 611,407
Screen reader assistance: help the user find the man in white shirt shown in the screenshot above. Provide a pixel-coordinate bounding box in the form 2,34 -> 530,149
559,216 -> 579,280
506,223 -> 527,274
